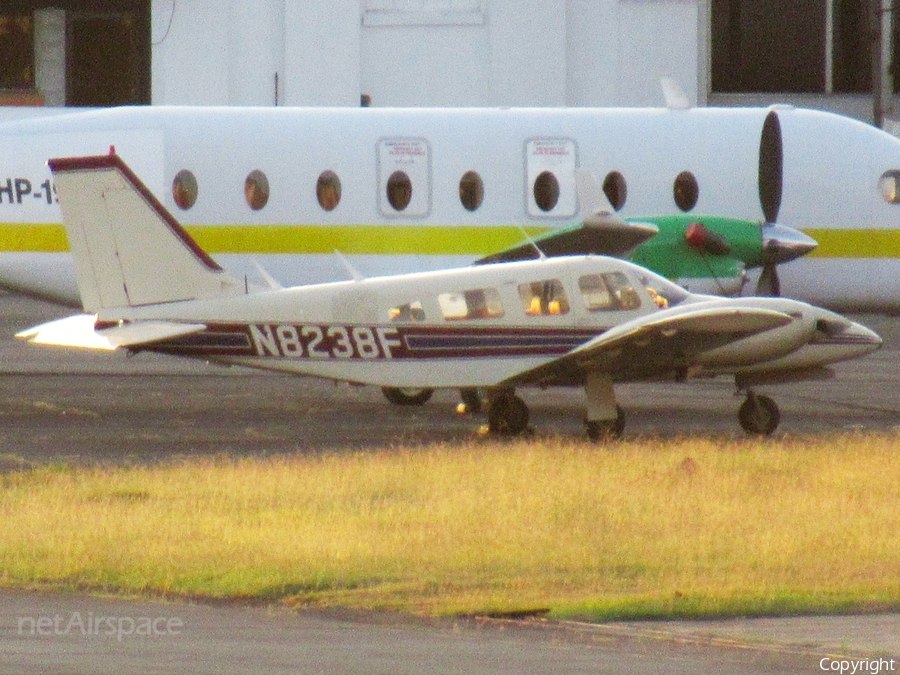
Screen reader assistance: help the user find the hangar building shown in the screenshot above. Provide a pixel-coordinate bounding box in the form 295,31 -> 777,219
0,0 -> 896,125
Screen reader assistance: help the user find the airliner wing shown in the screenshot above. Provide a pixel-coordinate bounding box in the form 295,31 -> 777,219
500,305 -> 793,387
476,169 -> 658,264
17,314 -> 206,350
475,216 -> 659,265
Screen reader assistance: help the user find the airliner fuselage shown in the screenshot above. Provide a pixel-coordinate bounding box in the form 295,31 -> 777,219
0,105 -> 898,309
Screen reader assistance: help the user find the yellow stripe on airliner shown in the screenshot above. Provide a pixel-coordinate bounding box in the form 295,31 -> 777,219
0,223 -> 549,256
188,224 -> 550,256
804,229 -> 900,258
0,223 -> 69,252
2,222 -> 900,259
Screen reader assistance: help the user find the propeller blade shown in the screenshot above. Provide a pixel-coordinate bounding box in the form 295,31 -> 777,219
759,110 -> 783,224
756,262 -> 781,297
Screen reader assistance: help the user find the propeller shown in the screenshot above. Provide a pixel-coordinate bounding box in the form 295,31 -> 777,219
755,110 -> 817,296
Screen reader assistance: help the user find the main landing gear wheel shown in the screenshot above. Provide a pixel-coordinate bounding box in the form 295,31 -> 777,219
738,392 -> 780,436
381,387 -> 434,406
585,405 -> 626,441
457,388 -> 483,415
487,392 -> 530,436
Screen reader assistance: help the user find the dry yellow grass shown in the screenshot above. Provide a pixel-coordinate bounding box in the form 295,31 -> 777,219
1,432 -> 900,620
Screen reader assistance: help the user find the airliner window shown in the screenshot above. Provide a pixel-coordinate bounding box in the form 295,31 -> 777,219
459,170 -> 484,211
317,170 -> 342,211
579,273 -> 642,311
387,170 -> 413,211
603,171 -> 627,211
879,170 -> 900,204
244,170 -> 269,210
518,279 -> 569,316
673,171 -> 698,212
172,170 -> 198,210
533,171 -> 560,212
389,301 -> 426,322
438,288 -> 504,320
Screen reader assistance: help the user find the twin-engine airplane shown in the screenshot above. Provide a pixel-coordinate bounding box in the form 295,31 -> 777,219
18,154 -> 881,438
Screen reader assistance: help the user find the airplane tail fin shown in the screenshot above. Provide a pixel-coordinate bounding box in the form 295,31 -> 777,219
48,153 -> 242,313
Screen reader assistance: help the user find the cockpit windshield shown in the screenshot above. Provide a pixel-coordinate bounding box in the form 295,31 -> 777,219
622,262 -> 690,308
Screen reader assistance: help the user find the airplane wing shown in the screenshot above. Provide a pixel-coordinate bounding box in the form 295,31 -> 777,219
475,216 -> 659,265
475,170 -> 659,265
500,304 -> 794,387
16,314 -> 207,350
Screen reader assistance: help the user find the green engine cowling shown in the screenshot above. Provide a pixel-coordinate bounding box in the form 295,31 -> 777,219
630,215 -> 764,294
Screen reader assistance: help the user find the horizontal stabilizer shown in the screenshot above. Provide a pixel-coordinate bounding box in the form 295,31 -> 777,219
17,314 -> 206,350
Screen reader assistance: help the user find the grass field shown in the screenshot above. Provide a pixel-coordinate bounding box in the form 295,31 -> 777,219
1,432 -> 899,621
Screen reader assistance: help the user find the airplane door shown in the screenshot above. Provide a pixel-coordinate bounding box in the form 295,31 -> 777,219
377,137 -> 431,217
526,138 -> 577,218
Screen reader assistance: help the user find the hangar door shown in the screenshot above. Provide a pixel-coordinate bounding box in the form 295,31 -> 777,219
0,0 -> 150,107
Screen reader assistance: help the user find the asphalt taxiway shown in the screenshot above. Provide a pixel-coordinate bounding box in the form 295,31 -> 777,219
0,292 -> 899,674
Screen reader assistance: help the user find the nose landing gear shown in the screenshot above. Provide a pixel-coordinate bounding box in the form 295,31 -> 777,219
585,405 -> 626,441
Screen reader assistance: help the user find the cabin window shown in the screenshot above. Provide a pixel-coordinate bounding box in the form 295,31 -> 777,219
459,170 -> 484,211
579,273 -> 642,312
518,279 -> 569,316
879,171 -> 900,204
244,170 -> 269,210
389,301 -> 426,322
438,288 -> 504,320
635,269 -> 690,309
673,171 -> 699,212
172,170 -> 198,210
533,171 -> 560,212
317,170 -> 342,211
603,171 -> 627,211
378,138 -> 431,217
526,139 -> 577,217
386,170 -> 413,211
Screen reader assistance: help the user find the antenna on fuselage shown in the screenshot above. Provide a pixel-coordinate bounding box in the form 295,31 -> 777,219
252,260 -> 284,290
335,250 -> 366,282
518,226 -> 547,261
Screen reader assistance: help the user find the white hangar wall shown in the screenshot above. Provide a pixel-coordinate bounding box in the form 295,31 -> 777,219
149,0 -> 702,108
566,0 -> 701,107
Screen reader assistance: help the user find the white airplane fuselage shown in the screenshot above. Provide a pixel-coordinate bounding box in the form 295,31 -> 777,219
0,105 -> 898,309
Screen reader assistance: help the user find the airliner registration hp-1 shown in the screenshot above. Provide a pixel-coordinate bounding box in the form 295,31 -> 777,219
18,153 -> 882,439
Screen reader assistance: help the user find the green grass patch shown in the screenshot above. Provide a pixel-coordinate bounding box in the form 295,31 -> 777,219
2,433 -> 900,620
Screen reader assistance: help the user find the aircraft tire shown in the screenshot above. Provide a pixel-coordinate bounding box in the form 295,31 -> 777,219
487,392 -> 529,435
381,387 -> 434,406
738,393 -> 780,435
585,406 -> 626,442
